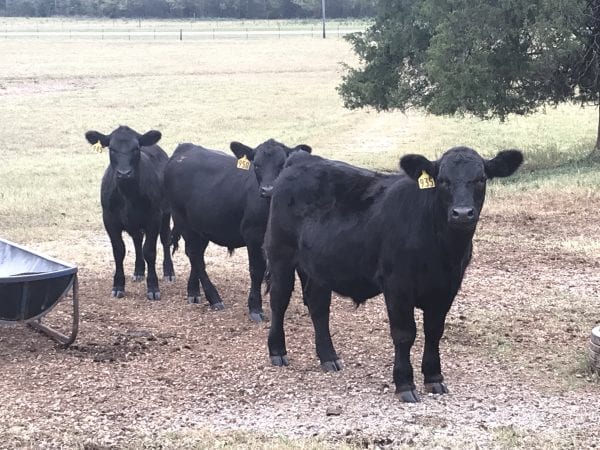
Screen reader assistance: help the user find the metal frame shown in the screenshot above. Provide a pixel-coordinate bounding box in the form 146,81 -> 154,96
28,273 -> 79,347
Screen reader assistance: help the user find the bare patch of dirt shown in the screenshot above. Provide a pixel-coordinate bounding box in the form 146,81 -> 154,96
1,191 -> 599,448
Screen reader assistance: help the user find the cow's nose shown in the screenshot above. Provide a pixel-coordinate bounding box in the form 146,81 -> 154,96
116,169 -> 133,179
451,207 -> 475,222
260,185 -> 274,197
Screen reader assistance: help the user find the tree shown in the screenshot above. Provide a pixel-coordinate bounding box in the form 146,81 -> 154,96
338,0 -> 600,158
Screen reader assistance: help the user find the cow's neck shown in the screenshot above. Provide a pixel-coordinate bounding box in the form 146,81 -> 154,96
116,177 -> 142,199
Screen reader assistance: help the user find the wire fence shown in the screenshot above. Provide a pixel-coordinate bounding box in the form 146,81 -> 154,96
0,25 -> 364,40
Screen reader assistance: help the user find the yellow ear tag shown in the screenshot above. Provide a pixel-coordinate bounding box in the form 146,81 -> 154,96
418,170 -> 435,189
92,140 -> 105,153
237,155 -> 251,170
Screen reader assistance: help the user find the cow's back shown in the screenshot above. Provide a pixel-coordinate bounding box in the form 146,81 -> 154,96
165,143 -> 263,247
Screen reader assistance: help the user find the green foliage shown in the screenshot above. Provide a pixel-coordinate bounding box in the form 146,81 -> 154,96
339,0 -> 597,122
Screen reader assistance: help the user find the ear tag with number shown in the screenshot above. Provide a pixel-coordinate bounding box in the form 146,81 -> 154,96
92,140 -> 105,153
418,170 -> 435,189
237,155 -> 251,170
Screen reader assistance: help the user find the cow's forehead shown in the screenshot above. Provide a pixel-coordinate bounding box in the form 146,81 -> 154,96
439,147 -> 484,176
110,132 -> 138,148
256,140 -> 286,157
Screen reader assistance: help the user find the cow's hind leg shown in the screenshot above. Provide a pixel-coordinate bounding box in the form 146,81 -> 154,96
160,213 -> 175,282
304,280 -> 341,372
143,226 -> 161,300
422,307 -> 450,395
185,233 -> 223,310
384,291 -> 419,402
131,231 -> 145,281
268,261 -> 295,366
246,242 -> 266,323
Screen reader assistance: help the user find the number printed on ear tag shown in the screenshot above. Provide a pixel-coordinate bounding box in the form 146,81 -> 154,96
418,170 -> 435,189
237,155 -> 251,170
92,140 -> 105,153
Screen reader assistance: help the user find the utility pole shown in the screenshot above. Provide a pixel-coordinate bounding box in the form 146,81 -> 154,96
321,0 -> 326,38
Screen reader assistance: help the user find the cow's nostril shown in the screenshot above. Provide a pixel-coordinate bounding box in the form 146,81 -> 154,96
452,209 -> 460,218
467,209 -> 474,218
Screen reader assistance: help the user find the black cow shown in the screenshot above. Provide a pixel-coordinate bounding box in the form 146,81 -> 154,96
265,146 -> 523,402
85,126 -> 175,300
164,139 -> 311,322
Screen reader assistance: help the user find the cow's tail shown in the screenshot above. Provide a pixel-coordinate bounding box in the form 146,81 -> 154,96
171,226 -> 181,255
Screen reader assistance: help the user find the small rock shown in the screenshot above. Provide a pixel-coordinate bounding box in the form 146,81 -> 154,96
326,405 -> 342,416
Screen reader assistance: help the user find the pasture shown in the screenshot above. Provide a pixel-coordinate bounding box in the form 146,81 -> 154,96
1,20 -> 600,448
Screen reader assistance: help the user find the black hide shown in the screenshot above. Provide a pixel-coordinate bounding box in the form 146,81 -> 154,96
265,146 -> 523,402
164,139 -> 311,322
85,125 -> 174,300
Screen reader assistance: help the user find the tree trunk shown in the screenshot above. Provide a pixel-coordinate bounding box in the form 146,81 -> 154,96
590,103 -> 600,161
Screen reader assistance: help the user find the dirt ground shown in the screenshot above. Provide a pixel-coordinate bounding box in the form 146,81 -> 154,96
1,191 -> 599,449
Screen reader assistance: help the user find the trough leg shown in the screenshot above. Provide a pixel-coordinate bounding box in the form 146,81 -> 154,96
305,283 -> 341,371
106,226 -> 126,298
160,213 -> 175,281
268,261 -> 295,367
131,230 -> 145,281
422,307 -> 450,395
384,293 -> 419,402
143,227 -> 161,300
29,273 -> 79,347
246,242 -> 266,322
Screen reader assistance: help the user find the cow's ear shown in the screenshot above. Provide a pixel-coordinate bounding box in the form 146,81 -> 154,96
484,150 -> 523,179
400,154 -> 438,181
230,141 -> 255,161
138,130 -> 161,147
85,130 -> 110,147
289,144 -> 312,155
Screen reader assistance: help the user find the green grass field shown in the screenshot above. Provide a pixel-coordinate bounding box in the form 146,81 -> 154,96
1,30 -> 598,243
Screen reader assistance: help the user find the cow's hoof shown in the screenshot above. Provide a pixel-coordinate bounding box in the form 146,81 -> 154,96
249,311 -> 264,323
424,382 -> 448,395
132,274 -> 145,282
210,302 -> 225,311
147,291 -> 161,301
271,355 -> 289,366
396,389 -> 420,403
164,274 -> 176,282
111,289 -> 125,298
321,360 -> 343,372
187,296 -> 201,304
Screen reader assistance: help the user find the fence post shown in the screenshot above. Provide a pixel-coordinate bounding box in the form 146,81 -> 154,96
246,28 -> 248,40
180,29 -> 182,41
154,29 -> 156,40
213,28 -> 215,40
278,25 -> 280,39
101,28 -> 103,40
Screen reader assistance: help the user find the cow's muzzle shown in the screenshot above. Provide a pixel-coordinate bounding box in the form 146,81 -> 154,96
260,185 -> 274,198
448,206 -> 477,229
116,169 -> 134,180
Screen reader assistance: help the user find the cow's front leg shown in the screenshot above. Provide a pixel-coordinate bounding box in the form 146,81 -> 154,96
246,242 -> 266,323
384,293 -> 418,402
131,230 -> 145,281
422,306 -> 450,395
268,261 -> 295,367
106,225 -> 126,298
143,227 -> 160,300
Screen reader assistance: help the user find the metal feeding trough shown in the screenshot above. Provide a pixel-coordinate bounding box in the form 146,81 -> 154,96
0,237 -> 79,346
589,326 -> 600,373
